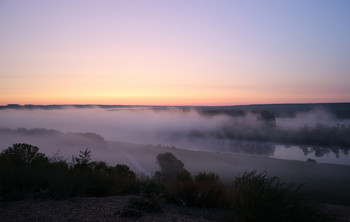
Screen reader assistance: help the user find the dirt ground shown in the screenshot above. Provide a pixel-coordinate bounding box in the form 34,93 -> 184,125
0,195 -> 231,222
1,196 -> 350,222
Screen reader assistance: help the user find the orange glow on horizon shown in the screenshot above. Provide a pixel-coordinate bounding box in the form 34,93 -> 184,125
2,91 -> 349,107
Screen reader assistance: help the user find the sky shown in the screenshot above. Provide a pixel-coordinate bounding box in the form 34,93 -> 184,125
1,0 -> 350,106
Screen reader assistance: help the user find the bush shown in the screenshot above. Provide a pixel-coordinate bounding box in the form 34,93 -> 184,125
0,144 -> 140,200
85,162 -> 138,196
138,179 -> 166,198
169,171 -> 231,207
233,170 -> 330,222
176,169 -> 192,182
72,149 -> 91,171
119,197 -> 162,217
195,172 -> 219,184
113,164 -> 136,179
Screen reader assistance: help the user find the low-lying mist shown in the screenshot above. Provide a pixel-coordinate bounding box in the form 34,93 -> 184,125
0,108 -> 232,143
276,108 -> 348,129
0,107 -> 349,159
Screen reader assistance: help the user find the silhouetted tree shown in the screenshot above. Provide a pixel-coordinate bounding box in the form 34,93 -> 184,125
72,149 -> 91,170
0,143 -> 48,167
155,152 -> 184,182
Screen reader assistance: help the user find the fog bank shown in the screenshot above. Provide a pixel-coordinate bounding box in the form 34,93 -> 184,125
1,107 -> 349,154
0,108 -> 250,144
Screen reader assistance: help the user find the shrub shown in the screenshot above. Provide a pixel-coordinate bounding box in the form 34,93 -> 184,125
90,161 -> 110,173
169,171 -> 230,207
72,149 -> 91,171
176,169 -> 192,182
233,170 -> 330,222
83,163 -> 138,196
138,179 -> 166,198
113,164 -> 136,179
119,197 -> 162,217
194,172 -> 219,184
0,144 -> 141,200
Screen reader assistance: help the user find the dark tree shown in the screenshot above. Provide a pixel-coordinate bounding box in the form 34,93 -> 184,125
155,152 -> 184,182
0,143 -> 48,167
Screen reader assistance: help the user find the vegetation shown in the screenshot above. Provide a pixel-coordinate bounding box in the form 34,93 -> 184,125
155,152 -> 185,182
168,171 -> 231,208
0,144 -> 332,221
233,170 -> 330,222
0,144 -> 138,200
186,122 -> 350,148
118,196 -> 163,217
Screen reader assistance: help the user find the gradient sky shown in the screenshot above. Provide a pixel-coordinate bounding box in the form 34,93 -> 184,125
1,0 -> 350,105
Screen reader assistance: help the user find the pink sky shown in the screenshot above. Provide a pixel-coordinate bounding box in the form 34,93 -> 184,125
1,0 -> 349,105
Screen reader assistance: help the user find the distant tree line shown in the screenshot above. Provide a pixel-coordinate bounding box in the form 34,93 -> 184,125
184,122 -> 350,148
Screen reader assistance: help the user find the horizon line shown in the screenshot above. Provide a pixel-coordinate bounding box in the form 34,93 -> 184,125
1,102 -> 350,107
